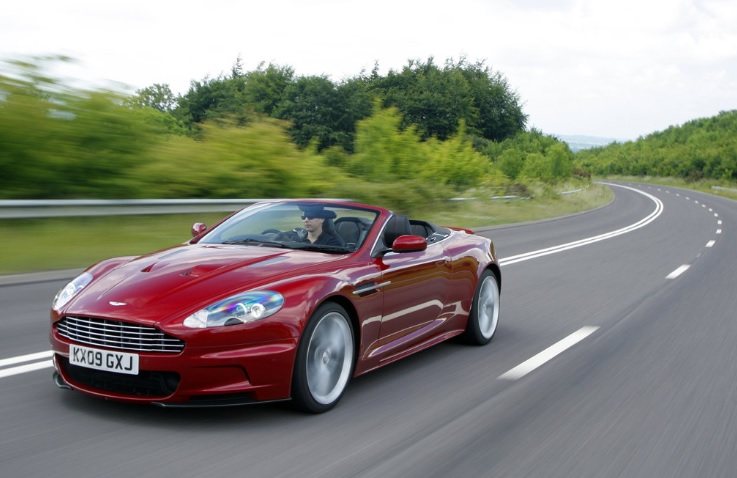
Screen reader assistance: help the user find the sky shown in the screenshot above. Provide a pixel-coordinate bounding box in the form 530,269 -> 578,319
2,0 -> 736,140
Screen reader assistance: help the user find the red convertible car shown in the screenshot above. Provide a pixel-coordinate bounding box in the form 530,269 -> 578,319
50,200 -> 501,413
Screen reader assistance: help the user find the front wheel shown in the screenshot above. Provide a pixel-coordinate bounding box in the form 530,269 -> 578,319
292,303 -> 355,413
462,270 -> 500,345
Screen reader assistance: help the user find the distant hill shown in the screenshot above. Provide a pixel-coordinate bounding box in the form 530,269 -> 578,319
573,110 -> 737,180
554,134 -> 621,152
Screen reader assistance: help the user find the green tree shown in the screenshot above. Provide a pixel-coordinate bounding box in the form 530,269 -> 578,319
128,83 -> 176,112
174,61 -> 250,127
274,75 -> 351,151
368,57 -> 527,142
242,63 -> 294,116
347,102 -> 425,180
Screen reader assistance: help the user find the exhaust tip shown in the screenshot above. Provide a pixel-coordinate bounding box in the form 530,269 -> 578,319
53,371 -> 72,390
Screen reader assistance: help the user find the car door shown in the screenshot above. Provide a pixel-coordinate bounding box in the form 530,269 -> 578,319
370,215 -> 452,360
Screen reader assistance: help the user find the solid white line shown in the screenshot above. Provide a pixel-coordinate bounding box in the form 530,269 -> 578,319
499,326 -> 599,380
666,265 -> 690,279
0,360 -> 54,379
500,184 -> 664,266
0,350 -> 53,368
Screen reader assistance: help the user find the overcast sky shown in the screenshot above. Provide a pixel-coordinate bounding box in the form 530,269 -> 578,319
2,0 -> 736,140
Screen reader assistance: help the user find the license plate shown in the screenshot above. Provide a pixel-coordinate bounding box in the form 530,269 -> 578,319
69,345 -> 139,375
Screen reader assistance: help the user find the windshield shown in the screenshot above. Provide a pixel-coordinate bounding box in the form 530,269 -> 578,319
199,202 -> 379,253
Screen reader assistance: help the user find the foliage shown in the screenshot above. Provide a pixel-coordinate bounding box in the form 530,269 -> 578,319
482,129 -> 574,184
367,57 -> 527,143
1,55 -> 578,215
134,118 -> 340,199
167,56 -> 527,151
128,83 -> 177,112
273,75 -> 366,152
0,56 -> 161,198
242,63 -> 294,116
575,110 -> 737,181
343,103 -> 490,209
174,69 -> 251,127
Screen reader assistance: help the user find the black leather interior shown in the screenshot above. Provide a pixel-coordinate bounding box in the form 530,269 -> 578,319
383,214 -> 412,247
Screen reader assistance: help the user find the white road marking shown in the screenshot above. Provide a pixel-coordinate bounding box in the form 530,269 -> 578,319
500,184 -> 664,266
0,350 -> 54,379
499,326 -> 599,380
707,240 -> 716,248
0,350 -> 53,368
666,265 -> 691,279
0,360 -> 54,379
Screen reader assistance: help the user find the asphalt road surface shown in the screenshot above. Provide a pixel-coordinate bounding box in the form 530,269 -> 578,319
2,182 -> 736,478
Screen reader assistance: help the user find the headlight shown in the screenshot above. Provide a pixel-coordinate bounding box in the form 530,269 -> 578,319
52,272 -> 93,311
183,291 -> 284,328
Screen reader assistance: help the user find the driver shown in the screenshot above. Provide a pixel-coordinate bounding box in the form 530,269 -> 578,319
300,205 -> 344,247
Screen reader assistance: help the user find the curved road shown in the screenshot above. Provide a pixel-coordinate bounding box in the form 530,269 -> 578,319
1,182 -> 736,477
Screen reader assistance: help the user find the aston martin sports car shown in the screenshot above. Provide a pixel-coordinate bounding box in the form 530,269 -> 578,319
50,199 -> 501,413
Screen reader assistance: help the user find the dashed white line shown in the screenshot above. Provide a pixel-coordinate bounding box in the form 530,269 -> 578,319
666,265 -> 691,279
706,240 -> 716,248
499,326 -> 599,380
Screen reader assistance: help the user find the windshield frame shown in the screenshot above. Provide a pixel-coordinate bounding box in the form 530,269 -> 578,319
197,201 -> 381,253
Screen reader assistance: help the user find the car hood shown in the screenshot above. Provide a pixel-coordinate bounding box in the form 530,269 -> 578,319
65,244 -> 344,325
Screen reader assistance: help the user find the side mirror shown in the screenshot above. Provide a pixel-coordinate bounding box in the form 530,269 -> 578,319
191,222 -> 207,238
392,235 -> 427,253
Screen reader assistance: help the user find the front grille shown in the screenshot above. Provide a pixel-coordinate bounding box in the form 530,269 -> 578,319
57,316 -> 185,353
59,356 -> 180,397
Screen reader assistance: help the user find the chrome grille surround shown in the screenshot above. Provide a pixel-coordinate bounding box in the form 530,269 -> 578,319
57,316 -> 184,353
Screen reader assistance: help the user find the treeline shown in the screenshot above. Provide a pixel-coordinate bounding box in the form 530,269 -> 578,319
575,110 -> 737,181
133,56 -> 528,152
0,55 -> 579,213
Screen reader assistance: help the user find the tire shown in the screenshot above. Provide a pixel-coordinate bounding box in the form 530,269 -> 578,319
291,303 -> 355,413
462,270 -> 500,345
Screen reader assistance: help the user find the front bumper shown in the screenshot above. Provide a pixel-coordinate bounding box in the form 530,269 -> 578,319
50,331 -> 299,406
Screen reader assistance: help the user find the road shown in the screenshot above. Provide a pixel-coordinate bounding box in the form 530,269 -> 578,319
1,182 -> 736,477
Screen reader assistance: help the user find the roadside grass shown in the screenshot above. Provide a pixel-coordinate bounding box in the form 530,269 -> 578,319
0,213 -> 228,275
430,181 -> 614,229
0,183 -> 614,275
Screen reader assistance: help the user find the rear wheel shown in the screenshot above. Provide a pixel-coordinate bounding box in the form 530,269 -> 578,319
292,303 -> 354,413
462,270 -> 500,345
